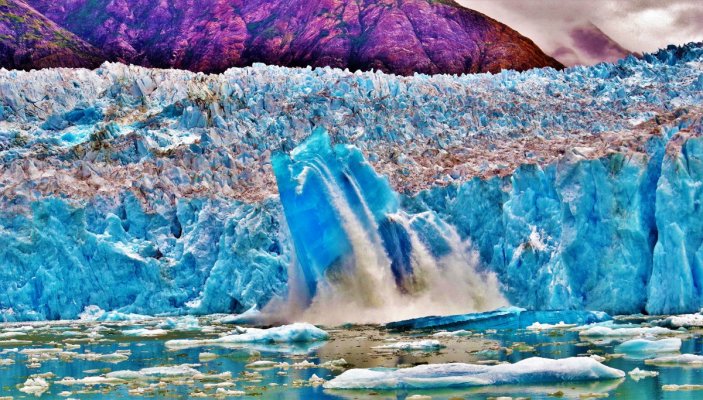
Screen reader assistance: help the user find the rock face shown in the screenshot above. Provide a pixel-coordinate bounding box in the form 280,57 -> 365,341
0,43 -> 701,321
0,0 -> 103,69
19,0 -> 561,74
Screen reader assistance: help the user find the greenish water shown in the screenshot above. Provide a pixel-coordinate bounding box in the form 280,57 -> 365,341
0,316 -> 702,399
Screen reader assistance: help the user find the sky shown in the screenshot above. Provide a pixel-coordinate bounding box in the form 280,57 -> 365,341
458,0 -> 703,65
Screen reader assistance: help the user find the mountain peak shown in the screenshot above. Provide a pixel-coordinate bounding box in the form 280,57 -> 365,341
17,0 -> 561,74
0,0 -> 103,70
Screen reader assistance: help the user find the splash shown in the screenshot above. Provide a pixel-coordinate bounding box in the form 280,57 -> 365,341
271,128 -> 507,325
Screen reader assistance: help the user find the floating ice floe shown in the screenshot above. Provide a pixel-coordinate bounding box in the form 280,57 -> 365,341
122,328 -> 168,337
432,330 -> 472,337
246,360 -> 278,369
628,368 -> 659,381
645,354 -> 703,366
164,323 -> 328,349
657,313 -> 703,328
323,357 -> 625,389
579,326 -> 674,337
73,351 -> 130,363
615,338 -> 681,355
387,308 -> 610,332
527,321 -> 577,331
662,384 -> 703,391
106,364 -> 231,380
157,316 -> 200,331
56,376 -> 126,386
372,340 -> 445,351
19,376 -> 50,396
198,352 -> 218,361
79,306 -> 153,322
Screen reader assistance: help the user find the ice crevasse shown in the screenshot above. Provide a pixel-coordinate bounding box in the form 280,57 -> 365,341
0,43 -> 702,320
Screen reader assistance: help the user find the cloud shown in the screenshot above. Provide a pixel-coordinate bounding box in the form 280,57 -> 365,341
457,0 -> 703,65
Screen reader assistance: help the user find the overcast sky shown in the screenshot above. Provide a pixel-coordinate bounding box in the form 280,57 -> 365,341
458,0 -> 703,65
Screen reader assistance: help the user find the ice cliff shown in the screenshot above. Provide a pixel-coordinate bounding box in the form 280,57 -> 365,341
0,43 -> 702,321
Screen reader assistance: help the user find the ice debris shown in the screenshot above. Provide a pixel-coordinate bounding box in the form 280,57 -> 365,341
324,357 -> 625,389
615,338 -> 682,355
372,340 -> 445,351
628,368 -> 659,381
165,323 -> 328,349
388,308 -> 610,331
579,326 -> 674,337
645,354 -> 703,366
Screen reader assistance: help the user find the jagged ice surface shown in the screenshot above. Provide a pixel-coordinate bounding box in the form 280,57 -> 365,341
0,44 -> 702,320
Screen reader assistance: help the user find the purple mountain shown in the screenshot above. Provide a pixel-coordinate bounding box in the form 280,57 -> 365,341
0,0 -> 103,69
15,0 -> 561,74
552,22 -> 636,66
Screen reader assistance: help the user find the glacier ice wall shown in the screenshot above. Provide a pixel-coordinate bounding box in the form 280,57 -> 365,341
0,43 -> 702,321
0,196 -> 289,321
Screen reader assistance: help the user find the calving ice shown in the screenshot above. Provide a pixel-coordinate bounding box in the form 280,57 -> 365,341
0,43 -> 702,321
272,128 -> 505,323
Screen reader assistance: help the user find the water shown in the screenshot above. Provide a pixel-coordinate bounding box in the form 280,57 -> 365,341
1,316 -> 703,399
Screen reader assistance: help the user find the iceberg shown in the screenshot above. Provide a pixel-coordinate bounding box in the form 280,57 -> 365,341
372,340 -> 445,351
323,357 -> 625,389
387,307 -> 610,331
615,338 -> 682,355
579,326 -> 674,337
656,313 -> 703,328
628,368 -> 659,381
165,323 -> 328,349
645,354 -> 703,366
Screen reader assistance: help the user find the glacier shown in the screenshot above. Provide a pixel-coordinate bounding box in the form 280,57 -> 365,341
0,43 -> 702,321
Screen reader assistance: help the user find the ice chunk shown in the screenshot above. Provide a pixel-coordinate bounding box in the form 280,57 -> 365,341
527,321 -> 576,331
19,377 -> 50,396
615,338 -> 681,355
106,364 -> 208,380
245,360 -> 278,369
432,330 -> 472,337
579,326 -> 674,337
157,316 -> 200,331
662,384 -> 703,391
388,308 -> 610,331
122,328 -> 168,337
215,305 -> 262,324
272,128 -> 399,302
372,340 -> 445,351
657,313 -> 703,328
645,354 -> 703,366
56,376 -> 126,385
324,357 -> 625,389
165,323 -> 328,349
628,368 -> 659,381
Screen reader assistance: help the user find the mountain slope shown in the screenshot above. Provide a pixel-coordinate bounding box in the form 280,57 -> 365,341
23,0 -> 561,74
0,0 -> 103,70
551,22 -> 635,66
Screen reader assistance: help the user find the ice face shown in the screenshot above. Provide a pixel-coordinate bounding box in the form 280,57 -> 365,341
323,357 -> 625,390
0,196 -> 289,321
0,44 -> 702,320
